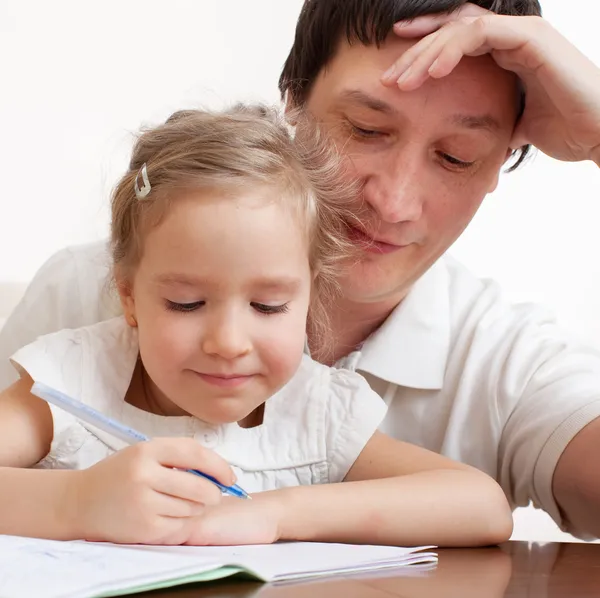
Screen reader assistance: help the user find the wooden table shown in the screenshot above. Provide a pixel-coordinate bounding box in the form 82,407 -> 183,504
137,541 -> 600,597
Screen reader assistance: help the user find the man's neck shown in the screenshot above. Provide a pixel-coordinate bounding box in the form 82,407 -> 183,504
312,294 -> 405,366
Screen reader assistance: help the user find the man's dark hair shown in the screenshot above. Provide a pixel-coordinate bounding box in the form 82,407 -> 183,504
279,0 -> 542,170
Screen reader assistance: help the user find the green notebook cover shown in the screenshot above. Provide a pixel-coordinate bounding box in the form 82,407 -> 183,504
96,566 -> 248,597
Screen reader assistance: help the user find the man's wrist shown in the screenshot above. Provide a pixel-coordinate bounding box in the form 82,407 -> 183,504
591,144 -> 600,168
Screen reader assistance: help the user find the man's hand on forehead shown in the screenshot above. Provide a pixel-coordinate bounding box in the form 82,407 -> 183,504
381,3 -> 600,166
381,3 -> 513,87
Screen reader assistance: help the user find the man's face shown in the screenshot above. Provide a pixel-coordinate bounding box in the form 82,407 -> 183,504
303,36 -> 519,305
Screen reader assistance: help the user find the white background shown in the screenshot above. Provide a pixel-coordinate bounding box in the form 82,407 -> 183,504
1,1 -> 599,541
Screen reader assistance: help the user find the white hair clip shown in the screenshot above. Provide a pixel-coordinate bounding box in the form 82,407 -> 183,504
134,163 -> 151,200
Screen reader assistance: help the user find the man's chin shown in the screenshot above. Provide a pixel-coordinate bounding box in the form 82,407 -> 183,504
337,265 -> 412,306
338,245 -> 435,305
338,280 -> 404,306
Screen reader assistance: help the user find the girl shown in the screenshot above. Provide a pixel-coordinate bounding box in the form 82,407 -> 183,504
0,106 -> 512,547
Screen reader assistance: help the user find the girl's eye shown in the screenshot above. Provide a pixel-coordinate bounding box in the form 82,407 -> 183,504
251,302 -> 290,315
439,152 -> 475,170
165,300 -> 204,313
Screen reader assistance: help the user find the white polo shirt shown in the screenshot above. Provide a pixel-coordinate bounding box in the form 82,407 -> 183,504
2,241 -> 600,537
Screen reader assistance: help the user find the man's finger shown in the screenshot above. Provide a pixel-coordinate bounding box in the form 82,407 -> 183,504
382,29 -> 442,83
392,2 -> 491,37
391,20 -> 489,90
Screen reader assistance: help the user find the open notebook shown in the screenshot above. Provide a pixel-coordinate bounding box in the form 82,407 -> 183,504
0,535 -> 437,598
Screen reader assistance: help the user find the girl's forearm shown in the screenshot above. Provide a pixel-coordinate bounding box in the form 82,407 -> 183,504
263,469 -> 513,547
0,467 -> 80,539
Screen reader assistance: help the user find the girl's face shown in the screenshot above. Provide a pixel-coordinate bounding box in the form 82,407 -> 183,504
119,185 -> 313,425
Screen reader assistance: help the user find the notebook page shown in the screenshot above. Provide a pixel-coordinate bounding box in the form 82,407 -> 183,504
229,542 -> 438,580
0,535 -> 437,598
138,541 -> 438,580
0,536 -> 234,598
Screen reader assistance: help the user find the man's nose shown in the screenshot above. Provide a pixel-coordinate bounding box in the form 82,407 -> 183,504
363,149 -> 425,224
202,311 -> 252,360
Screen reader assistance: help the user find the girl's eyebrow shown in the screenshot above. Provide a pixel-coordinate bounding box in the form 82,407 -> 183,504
249,276 -> 303,293
153,273 -> 206,287
153,273 -> 302,293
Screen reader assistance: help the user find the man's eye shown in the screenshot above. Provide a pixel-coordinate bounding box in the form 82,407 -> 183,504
251,302 -> 290,315
347,120 -> 383,139
439,152 -> 475,170
165,300 -> 204,313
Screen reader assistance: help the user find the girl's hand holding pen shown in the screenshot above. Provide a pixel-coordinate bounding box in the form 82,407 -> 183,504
67,438 -> 236,545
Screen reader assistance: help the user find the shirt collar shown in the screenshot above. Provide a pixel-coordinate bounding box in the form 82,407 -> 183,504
356,257 -> 451,390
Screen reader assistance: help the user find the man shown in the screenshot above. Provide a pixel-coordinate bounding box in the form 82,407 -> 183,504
1,0 -> 600,538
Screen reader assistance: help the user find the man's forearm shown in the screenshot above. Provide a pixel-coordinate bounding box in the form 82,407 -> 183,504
592,144 -> 600,168
554,481 -> 600,540
0,467 -> 80,539
267,469 -> 513,547
553,417 -> 600,539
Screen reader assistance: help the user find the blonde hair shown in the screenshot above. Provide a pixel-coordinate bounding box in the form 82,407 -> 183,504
111,105 -> 359,354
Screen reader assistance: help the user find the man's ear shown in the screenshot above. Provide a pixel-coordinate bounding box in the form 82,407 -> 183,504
115,267 -> 137,328
488,148 -> 514,193
284,93 -> 299,125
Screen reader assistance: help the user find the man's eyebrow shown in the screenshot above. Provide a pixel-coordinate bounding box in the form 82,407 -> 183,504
450,114 -> 502,133
339,90 -> 502,134
338,89 -> 398,115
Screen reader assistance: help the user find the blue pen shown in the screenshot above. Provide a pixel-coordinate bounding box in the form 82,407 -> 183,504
31,381 -> 250,500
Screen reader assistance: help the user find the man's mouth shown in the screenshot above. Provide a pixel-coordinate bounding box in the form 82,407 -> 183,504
346,224 -> 407,255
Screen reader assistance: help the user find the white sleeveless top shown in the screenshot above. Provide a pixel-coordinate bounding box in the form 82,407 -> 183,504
10,317 -> 387,493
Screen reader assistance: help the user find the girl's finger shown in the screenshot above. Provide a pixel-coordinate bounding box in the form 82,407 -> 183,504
148,437 -> 236,486
153,491 -> 208,518
153,466 -> 223,507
